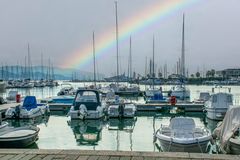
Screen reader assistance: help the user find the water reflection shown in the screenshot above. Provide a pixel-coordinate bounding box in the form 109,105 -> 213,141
6,116 -> 49,127
108,118 -> 137,151
68,120 -> 103,146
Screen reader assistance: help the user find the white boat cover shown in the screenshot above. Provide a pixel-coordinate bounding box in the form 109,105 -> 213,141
170,117 -> 195,131
215,105 -> 240,152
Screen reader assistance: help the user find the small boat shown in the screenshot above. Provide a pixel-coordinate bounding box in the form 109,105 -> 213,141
111,84 -> 140,96
68,89 -> 105,120
213,105 -> 240,154
204,92 -> 233,120
170,85 -> 190,100
155,117 -> 212,153
108,103 -> 136,118
5,96 -> 50,119
146,92 -> 168,104
34,80 -> 45,87
145,87 -> 162,97
6,91 -> 18,101
57,83 -> 76,96
0,123 -> 39,148
106,95 -> 136,118
194,92 -> 210,104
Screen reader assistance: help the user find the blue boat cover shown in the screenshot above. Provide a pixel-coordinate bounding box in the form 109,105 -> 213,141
22,96 -> 37,111
151,93 -> 164,100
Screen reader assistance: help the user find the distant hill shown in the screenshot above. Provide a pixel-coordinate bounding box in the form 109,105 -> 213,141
0,65 -> 105,80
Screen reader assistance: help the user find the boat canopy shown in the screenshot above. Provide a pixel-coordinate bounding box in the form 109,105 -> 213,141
150,92 -> 164,100
216,105 -> 240,152
170,117 -> 195,131
73,89 -> 101,111
22,96 -> 37,111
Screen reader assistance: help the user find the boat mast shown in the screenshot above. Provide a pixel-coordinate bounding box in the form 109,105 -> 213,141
41,53 -> 44,80
115,1 -> 119,84
129,36 -> 132,81
93,31 -> 96,87
181,14 -> 185,78
152,36 -> 155,89
27,43 -> 31,80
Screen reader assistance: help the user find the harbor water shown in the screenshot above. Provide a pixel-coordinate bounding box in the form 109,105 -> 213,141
2,82 -> 240,152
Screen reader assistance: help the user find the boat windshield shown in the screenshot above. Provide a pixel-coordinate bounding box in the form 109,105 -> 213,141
75,91 -> 97,103
170,117 -> 195,131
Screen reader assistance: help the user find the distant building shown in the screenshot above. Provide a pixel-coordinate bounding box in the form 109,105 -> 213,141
216,68 -> 240,78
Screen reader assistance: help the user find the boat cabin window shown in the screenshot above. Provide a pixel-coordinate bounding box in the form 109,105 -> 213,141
212,95 -> 217,103
75,91 -> 97,103
227,95 -> 232,103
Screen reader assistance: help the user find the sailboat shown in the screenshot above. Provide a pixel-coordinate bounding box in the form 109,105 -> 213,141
34,53 -> 46,87
145,37 -> 166,103
113,37 -> 140,96
21,44 -> 34,88
106,2 -> 137,118
170,14 -> 190,100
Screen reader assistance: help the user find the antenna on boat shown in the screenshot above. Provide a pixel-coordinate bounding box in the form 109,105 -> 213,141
93,31 -> 96,88
115,1 -> 119,85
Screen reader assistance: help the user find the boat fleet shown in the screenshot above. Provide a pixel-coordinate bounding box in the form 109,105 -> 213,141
1,82 -> 240,154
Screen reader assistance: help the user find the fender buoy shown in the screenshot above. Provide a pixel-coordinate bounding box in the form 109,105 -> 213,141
170,96 -> 177,105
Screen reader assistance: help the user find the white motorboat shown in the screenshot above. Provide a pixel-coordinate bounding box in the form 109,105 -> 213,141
155,117 -> 212,153
145,87 -> 162,97
194,92 -> 210,103
108,102 -> 136,118
34,80 -> 45,87
170,85 -> 190,100
111,84 -> 140,96
6,91 -> 18,101
204,92 -> 233,120
0,124 -> 39,148
213,105 -> 240,154
5,96 -> 50,119
57,83 -> 76,96
68,89 -> 105,120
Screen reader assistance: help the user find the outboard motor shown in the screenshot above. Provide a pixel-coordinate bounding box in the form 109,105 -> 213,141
14,105 -> 21,119
119,104 -> 124,118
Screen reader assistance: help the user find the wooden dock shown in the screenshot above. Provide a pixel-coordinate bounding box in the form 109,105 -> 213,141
136,103 -> 204,112
0,149 -> 237,160
45,102 -> 204,112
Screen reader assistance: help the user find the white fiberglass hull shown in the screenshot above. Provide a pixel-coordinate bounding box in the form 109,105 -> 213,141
5,106 -> 49,119
157,137 -> 210,153
70,110 -> 104,120
171,90 -> 190,99
205,107 -> 228,120
156,131 -> 211,153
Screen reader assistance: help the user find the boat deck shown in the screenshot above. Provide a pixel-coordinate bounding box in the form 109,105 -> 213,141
0,149 -> 237,160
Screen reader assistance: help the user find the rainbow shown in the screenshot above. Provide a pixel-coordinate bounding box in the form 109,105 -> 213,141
63,0 -> 199,69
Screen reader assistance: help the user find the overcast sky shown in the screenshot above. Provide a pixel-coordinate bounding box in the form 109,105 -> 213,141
0,0 -> 240,76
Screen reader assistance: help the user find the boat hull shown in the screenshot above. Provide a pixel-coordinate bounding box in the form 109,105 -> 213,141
206,107 -> 228,120
70,110 -> 104,120
226,138 -> 240,154
158,138 -> 210,153
0,126 -> 39,148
